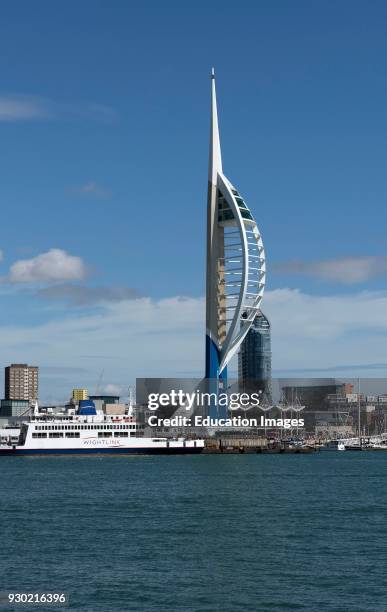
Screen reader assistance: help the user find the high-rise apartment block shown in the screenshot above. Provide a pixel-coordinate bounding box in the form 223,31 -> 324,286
238,311 -> 272,398
4,364 -> 39,402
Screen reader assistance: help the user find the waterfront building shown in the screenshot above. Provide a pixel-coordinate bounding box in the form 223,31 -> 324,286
0,399 -> 29,417
205,69 -> 266,409
238,310 -> 272,398
72,388 -> 88,402
281,380 -> 351,433
89,394 -> 119,412
5,364 -> 38,402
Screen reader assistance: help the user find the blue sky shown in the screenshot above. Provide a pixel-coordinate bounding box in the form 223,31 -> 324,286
1,1 -> 387,400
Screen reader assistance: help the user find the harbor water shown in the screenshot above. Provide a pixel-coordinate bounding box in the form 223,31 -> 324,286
0,452 -> 386,611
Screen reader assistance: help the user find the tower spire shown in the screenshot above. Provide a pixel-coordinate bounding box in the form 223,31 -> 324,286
209,67 -> 222,185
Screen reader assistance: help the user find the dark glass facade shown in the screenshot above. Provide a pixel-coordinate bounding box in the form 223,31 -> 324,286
0,399 -> 29,417
238,310 -> 272,399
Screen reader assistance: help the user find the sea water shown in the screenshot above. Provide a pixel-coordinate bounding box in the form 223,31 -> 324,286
0,452 -> 386,611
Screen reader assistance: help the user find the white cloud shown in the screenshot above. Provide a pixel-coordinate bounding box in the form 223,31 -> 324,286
264,288 -> 387,371
9,249 -> 87,284
74,181 -> 112,198
1,290 -> 387,402
0,296 -> 204,401
0,95 -> 117,123
101,384 -> 128,396
274,256 -> 387,284
37,284 -> 139,305
0,96 -> 51,121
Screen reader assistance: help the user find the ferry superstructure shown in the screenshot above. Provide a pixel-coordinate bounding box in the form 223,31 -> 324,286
0,402 -> 204,456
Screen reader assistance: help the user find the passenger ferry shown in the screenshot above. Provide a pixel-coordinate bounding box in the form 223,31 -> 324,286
0,401 -> 204,456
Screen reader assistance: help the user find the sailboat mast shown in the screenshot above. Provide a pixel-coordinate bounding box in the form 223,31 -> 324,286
358,378 -> 361,447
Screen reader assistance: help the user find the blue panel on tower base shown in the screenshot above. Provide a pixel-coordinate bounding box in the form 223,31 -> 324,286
205,335 -> 228,419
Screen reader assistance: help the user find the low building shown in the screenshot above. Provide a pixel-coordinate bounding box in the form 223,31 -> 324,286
0,399 -> 30,417
104,403 -> 126,415
89,395 -> 120,412
281,379 -> 345,433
